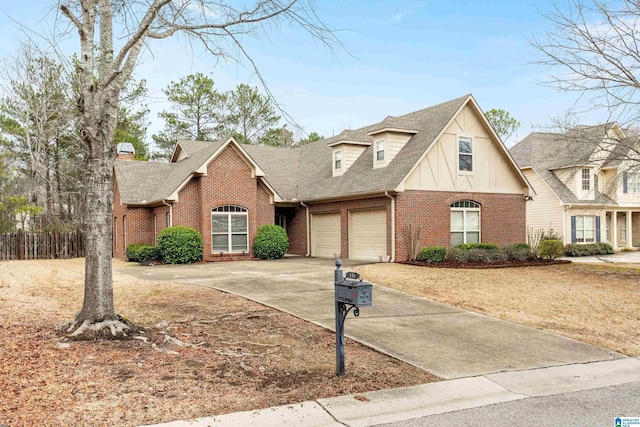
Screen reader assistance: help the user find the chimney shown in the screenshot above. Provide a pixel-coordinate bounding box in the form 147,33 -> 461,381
116,142 -> 136,161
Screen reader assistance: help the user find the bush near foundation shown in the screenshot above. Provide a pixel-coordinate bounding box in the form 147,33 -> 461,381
538,240 -> 564,259
126,244 -> 161,264
564,242 -> 614,257
416,246 -> 447,263
157,226 -> 203,264
253,225 -> 289,259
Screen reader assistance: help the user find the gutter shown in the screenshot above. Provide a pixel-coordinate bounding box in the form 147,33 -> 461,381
385,191 -> 396,262
300,201 -> 310,257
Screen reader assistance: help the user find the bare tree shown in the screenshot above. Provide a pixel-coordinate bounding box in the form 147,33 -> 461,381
532,0 -> 640,127
56,0 -> 340,337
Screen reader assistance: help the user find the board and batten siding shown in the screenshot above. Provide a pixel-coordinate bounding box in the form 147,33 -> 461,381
522,169 -> 564,236
404,104 -> 524,194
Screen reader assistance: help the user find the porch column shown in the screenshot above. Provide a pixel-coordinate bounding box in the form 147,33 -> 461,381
627,210 -> 633,248
612,212 -> 618,248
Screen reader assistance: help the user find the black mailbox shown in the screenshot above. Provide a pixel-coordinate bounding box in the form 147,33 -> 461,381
336,274 -> 372,307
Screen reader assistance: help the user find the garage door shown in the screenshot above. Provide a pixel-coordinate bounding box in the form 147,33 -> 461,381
349,209 -> 387,261
311,213 -> 341,258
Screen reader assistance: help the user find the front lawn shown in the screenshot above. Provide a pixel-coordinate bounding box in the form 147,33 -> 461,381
356,262 -> 640,356
0,259 -> 438,427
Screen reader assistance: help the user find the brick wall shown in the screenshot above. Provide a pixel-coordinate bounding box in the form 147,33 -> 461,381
286,206 -> 308,255
198,145 -> 274,261
395,190 -> 526,261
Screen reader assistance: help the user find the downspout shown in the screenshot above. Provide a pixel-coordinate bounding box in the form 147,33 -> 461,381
162,199 -> 173,227
300,201 -> 310,256
385,191 -> 396,262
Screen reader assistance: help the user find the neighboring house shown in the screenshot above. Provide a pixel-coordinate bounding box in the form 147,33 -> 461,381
113,94 -> 532,262
510,123 -> 640,249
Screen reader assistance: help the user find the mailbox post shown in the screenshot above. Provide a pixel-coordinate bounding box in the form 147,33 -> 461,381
334,258 -> 372,376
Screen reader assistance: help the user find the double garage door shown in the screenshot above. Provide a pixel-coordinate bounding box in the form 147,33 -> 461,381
311,210 -> 387,261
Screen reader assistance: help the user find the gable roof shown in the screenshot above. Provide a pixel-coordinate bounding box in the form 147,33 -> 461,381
510,128 -> 622,205
116,94 -> 530,205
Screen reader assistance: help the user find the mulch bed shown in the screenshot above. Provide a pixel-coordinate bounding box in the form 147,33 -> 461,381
400,259 -> 571,269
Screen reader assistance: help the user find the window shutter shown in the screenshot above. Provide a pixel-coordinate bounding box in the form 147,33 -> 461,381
571,216 -> 577,243
623,171 -> 628,193
595,216 -> 601,243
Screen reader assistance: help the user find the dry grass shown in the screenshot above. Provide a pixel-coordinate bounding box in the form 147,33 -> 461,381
356,262 -> 640,356
0,259 -> 438,427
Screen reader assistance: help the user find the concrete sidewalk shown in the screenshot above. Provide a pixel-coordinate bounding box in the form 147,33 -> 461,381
142,358 -> 640,427
123,257 -> 621,379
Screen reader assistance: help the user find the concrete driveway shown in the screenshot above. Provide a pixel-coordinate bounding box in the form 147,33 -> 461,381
120,256 -> 623,379
561,250 -> 640,264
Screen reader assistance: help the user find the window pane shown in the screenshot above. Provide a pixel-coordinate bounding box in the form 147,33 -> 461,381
465,211 -> 479,231
377,150 -> 385,161
212,215 -> 228,233
231,234 -> 248,251
459,137 -> 472,153
576,216 -> 584,228
451,232 -> 464,247
212,234 -> 228,252
466,232 -> 480,244
583,216 -> 594,229
231,215 -> 247,232
459,154 -> 472,171
450,211 -> 463,230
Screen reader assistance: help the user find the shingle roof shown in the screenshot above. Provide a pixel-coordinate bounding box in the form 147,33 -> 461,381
116,94 -> 507,205
509,129 -> 620,205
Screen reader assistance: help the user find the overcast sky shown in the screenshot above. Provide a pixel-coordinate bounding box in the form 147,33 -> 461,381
0,1 -> 602,147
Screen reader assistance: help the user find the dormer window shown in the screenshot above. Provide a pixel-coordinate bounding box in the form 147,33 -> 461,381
458,136 -> 473,172
334,150 -> 342,170
581,168 -> 591,191
376,140 -> 385,161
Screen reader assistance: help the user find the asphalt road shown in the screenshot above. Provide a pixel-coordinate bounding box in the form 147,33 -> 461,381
380,380 -> 640,427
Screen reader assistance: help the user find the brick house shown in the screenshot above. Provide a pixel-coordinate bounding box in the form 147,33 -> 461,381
113,94 -> 532,262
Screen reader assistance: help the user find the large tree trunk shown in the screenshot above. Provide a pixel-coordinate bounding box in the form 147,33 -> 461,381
77,153 -> 115,323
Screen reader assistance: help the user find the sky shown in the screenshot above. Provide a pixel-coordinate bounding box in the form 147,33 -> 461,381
0,0 -> 601,147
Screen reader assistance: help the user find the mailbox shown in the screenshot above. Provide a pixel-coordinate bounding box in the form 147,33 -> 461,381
334,260 -> 373,376
335,273 -> 372,307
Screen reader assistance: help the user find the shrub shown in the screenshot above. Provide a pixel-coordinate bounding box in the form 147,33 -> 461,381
538,239 -> 564,259
456,243 -> 499,250
502,243 -> 532,261
157,226 -> 203,264
253,225 -> 289,259
564,242 -> 615,257
449,247 -> 501,263
126,244 -> 160,263
416,246 -> 447,263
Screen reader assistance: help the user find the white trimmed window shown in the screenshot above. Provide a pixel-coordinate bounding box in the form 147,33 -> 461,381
153,214 -> 158,245
166,211 -> 171,227
450,200 -> 480,246
211,205 -> 248,253
376,140 -> 385,161
458,136 -> 473,172
575,215 -> 595,243
581,168 -> 591,191
334,150 -> 342,170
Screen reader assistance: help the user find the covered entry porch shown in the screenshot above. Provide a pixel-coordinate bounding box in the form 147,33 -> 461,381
605,210 -> 640,249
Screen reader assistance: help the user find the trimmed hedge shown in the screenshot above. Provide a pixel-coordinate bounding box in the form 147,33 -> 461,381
253,224 -> 289,259
455,243 -> 499,250
126,244 -> 161,263
502,243 -> 532,261
157,226 -> 203,264
538,239 -> 564,259
449,247 -> 501,263
416,246 -> 447,263
564,242 -> 614,257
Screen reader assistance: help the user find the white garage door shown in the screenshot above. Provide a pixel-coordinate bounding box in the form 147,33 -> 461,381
311,213 -> 341,258
349,209 -> 387,261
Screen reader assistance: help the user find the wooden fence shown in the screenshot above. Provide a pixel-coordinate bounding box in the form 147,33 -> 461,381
0,229 -> 85,261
